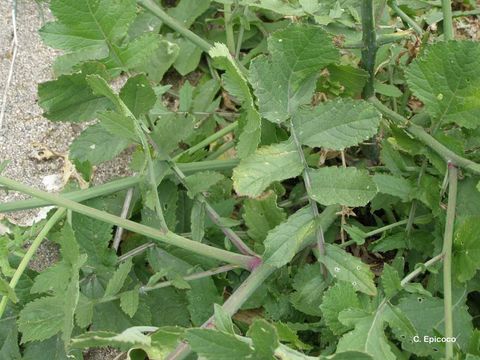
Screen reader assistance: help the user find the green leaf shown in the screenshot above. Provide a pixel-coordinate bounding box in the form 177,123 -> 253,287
320,282 -> 360,335
0,275 -> 17,304
397,288 -> 473,355
0,316 -> 21,359
453,217 -> 480,282
104,259 -> 133,298
70,123 -> 130,165
374,81 -> 402,97
75,294 -> 94,329
209,42 -> 261,158
247,319 -> 279,358
249,24 -> 339,123
38,63 -> 112,122
336,307 -> 396,360
187,329 -> 254,360
167,0 -> 211,28
119,74 -> 157,118
174,38 -> 203,75
185,171 -> 225,198
120,289 -> 140,318
381,264 -> 402,299
406,41 -> 480,129
18,296 -> 65,343
213,304 -> 235,334
71,327 -> 152,351
190,200 -> 206,242
320,244 -> 377,296
373,174 -> 412,201
136,39 -> 180,82
233,140 -> 303,197
309,167 -> 377,207
98,111 -> 138,142
293,99 -> 381,150
290,264 -> 326,316
263,207 -> 314,268
40,0 -> 136,67
243,191 -> 286,242
151,114 -> 195,158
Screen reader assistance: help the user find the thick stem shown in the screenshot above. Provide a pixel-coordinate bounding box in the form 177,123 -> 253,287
443,163 -> 457,359
442,0 -> 454,40
166,205 -> 339,360
0,160 -> 239,213
0,176 -> 255,269
343,31 -> 413,49
361,0 -> 377,99
166,264 -> 275,360
136,0 -> 212,53
0,208 -> 66,319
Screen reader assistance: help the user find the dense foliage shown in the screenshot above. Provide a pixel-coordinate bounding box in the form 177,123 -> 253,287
1,0 -> 480,359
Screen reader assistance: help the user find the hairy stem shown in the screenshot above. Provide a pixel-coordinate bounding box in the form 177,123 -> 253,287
0,160 -> 239,213
361,0 -> 377,99
137,0 -> 212,52
443,163 -> 457,359
0,176 -> 256,269
442,0 -> 454,40
0,208 -> 66,319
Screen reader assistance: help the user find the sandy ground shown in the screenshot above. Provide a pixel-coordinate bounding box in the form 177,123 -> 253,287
0,0 -> 131,229
0,3 -> 126,357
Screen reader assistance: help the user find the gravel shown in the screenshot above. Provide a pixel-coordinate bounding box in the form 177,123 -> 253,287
0,0 -> 131,230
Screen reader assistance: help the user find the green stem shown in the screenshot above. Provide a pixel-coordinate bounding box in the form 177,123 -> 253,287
0,176 -> 255,269
343,31 -> 413,49
173,122 -> 239,161
136,0 -> 212,53
361,0 -> 377,99
205,141 -> 235,160
99,265 -> 239,304
235,7 -> 247,59
0,208 -> 66,319
443,163 -> 457,360
146,149 -> 169,232
166,205 -> 339,360
166,264 -> 275,360
0,160 -> 239,213
224,3 -> 236,54
289,119 -> 326,267
442,0 -> 454,40
400,253 -> 444,286
388,0 -> 424,35
166,159 -> 257,257
369,97 -> 480,175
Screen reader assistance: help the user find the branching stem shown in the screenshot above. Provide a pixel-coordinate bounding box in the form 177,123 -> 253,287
0,208 -> 66,319
0,176 -> 256,269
